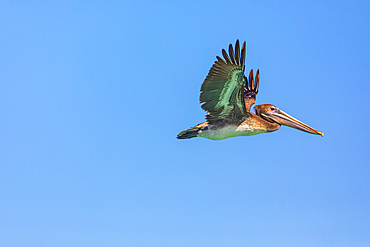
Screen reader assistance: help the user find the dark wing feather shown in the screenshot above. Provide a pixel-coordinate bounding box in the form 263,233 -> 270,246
244,69 -> 259,111
200,40 -> 249,123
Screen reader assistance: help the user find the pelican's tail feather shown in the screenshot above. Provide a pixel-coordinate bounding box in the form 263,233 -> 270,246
177,128 -> 199,139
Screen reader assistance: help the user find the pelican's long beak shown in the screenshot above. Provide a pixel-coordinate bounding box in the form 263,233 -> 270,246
263,110 -> 324,136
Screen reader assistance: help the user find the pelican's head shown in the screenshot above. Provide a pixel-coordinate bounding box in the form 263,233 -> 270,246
254,104 -> 324,136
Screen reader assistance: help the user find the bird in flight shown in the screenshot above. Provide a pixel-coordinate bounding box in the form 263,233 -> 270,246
177,40 -> 324,140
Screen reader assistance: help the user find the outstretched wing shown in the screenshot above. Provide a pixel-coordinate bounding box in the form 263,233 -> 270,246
200,40 -> 249,124
244,69 -> 259,111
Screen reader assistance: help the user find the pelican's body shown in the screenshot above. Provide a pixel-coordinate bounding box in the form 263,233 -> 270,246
196,114 -> 279,140
177,40 -> 323,140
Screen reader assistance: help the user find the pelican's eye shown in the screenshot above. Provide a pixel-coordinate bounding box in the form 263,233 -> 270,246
270,107 -> 275,111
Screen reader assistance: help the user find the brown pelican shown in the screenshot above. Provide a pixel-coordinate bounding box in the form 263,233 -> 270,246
177,40 -> 324,140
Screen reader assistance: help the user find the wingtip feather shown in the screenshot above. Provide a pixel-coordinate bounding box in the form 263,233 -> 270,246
228,44 -> 236,64
249,69 -> 254,90
255,69 -> 259,92
235,40 -> 240,66
240,41 -> 246,70
222,49 -> 232,64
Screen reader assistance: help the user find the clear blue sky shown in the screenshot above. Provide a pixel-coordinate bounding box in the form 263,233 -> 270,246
1,1 -> 369,246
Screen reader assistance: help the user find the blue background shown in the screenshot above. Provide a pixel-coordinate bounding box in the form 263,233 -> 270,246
1,1 -> 369,246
